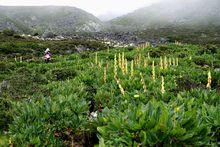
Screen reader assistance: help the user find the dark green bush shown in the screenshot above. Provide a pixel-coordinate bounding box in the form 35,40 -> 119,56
0,62 -> 10,72
13,34 -> 23,39
0,96 -> 12,131
193,56 -> 212,67
150,50 -> 164,57
80,52 -> 90,59
3,29 -> 15,36
158,45 -> 170,51
126,46 -> 135,51
51,68 -> 77,81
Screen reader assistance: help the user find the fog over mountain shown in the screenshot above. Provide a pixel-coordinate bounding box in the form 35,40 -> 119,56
0,6 -> 104,34
0,0 -> 219,34
98,13 -> 122,22
110,0 -> 220,30
0,0 -> 161,16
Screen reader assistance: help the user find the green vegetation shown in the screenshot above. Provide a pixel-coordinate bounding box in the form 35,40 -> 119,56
0,134 -> 9,146
0,33 -> 107,60
137,26 -> 220,46
0,35 -> 219,146
2,29 -> 15,36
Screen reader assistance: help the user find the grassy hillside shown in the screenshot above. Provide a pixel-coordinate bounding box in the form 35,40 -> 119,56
0,36 -> 219,146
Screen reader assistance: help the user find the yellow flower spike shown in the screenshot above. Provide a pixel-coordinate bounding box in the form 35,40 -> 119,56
145,42 -> 150,48
148,52 -> 150,59
98,61 -> 101,68
118,53 -> 121,68
131,60 -> 134,77
144,59 -> 148,68
140,73 -> 147,92
95,52 -> 98,65
9,137 -> 13,147
125,59 -> 128,74
122,52 -> 126,74
176,58 -> 179,66
172,58 -> 176,66
160,57 -> 163,70
114,54 -> 117,79
161,76 -> 165,94
116,78 -> 125,96
164,56 -> 168,69
20,56 -> 22,62
152,61 -> 155,81
103,67 -> 107,83
174,76 -> 177,87
206,70 -> 212,89
169,57 -> 172,66
122,52 -> 125,69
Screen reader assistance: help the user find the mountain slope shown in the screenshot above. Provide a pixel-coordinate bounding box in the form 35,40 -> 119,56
0,6 -> 104,34
110,0 -> 220,30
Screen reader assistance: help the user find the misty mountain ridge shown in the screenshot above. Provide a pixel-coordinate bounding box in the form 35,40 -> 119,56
0,6 -> 104,34
0,0 -> 219,35
110,0 -> 220,30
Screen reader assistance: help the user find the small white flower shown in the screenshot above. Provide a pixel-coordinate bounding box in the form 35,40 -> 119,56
90,111 -> 98,118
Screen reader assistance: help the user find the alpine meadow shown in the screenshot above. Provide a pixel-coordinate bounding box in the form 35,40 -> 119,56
0,0 -> 219,146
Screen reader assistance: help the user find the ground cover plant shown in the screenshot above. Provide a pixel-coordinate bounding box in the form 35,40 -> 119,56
0,39 -> 219,146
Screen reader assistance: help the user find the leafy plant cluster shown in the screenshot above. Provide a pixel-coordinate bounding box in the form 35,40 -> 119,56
0,42 -> 219,146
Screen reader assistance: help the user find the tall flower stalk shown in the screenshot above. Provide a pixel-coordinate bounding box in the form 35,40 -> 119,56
152,61 -> 155,81
164,56 -> 168,69
114,54 -> 117,79
160,57 -> 163,70
161,76 -> 165,94
131,60 -> 134,77
206,70 -> 212,89
140,73 -> 147,92
95,53 -> 98,65
103,67 -> 107,83
116,78 -> 125,96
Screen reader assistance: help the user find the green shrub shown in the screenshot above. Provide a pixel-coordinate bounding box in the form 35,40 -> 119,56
80,52 -> 90,59
3,29 -> 15,36
198,44 -> 218,55
9,95 -> 89,146
13,34 -> 23,39
0,96 -> 12,131
0,62 -> 13,72
98,100 -> 211,146
7,67 -> 46,99
51,68 -> 77,81
193,56 -> 212,67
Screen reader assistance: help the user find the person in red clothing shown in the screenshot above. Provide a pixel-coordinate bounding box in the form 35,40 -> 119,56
44,48 -> 52,62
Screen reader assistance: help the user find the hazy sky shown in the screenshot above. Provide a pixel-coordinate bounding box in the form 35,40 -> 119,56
0,0 -> 162,16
